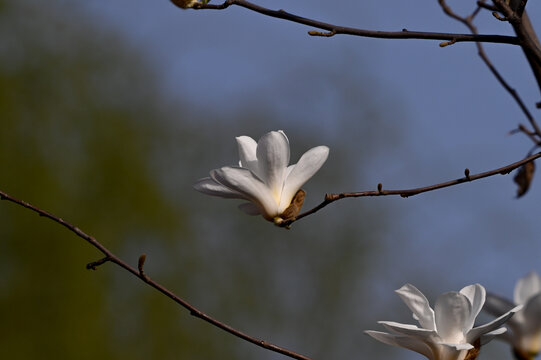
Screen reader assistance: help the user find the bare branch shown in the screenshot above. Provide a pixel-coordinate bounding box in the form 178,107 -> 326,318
492,1 -> 541,99
0,190 -> 313,360
514,0 -> 528,17
438,1 -> 541,138
510,124 -> 541,146
280,152 -> 541,228
181,0 -> 520,46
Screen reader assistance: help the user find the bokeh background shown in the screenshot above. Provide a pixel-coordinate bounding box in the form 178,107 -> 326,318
1,0 -> 540,359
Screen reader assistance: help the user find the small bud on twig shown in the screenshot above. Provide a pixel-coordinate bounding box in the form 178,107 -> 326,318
308,30 -> 336,37
138,254 -> 149,280
439,39 -> 457,47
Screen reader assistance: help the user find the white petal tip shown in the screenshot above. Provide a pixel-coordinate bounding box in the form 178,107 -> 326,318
512,304 -> 524,313
193,176 -> 245,199
395,283 -> 417,294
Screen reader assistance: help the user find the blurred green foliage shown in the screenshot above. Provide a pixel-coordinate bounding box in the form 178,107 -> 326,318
0,1 -> 393,359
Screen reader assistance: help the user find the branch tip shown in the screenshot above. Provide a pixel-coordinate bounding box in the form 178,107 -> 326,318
509,128 -> 520,135
86,256 -> 111,270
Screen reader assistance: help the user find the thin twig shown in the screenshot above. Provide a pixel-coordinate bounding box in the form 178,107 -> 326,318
87,256 -> 111,270
438,1 -> 541,138
0,190 -> 313,360
510,124 -> 541,145
183,0 -> 520,45
280,152 -> 541,227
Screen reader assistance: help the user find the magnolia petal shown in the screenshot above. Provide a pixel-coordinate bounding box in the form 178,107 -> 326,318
285,164 -> 295,180
467,305 -> 522,344
379,321 -> 435,340
236,136 -> 259,174
211,167 -> 279,219
396,284 -> 436,331
522,293 -> 541,334
479,327 -> 507,345
497,329 -> 514,345
238,202 -> 261,216
460,284 -> 486,331
434,292 -> 471,344
280,145 -> 329,211
256,131 -> 290,201
193,177 -> 246,199
515,272 -> 541,305
277,130 -> 289,146
438,342 -> 474,351
365,331 -> 434,359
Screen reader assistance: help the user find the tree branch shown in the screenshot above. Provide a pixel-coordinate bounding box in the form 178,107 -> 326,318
492,0 -> 541,101
0,190 -> 313,360
280,152 -> 541,228
439,1 -> 541,138
182,0 -> 520,46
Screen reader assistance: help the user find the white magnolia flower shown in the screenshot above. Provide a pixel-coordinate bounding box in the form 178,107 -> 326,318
484,272 -> 541,360
366,283 -> 521,360
194,130 -> 329,223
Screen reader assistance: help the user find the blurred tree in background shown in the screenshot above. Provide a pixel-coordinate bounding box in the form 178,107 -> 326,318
0,0 -> 399,359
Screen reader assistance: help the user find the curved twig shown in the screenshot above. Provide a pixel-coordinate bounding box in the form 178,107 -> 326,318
0,190 -> 313,360
281,152 -> 541,228
183,0 -> 520,46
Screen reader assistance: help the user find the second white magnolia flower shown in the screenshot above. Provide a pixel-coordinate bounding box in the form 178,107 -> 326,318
484,272 -> 541,360
366,283 -> 521,360
194,130 -> 329,222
